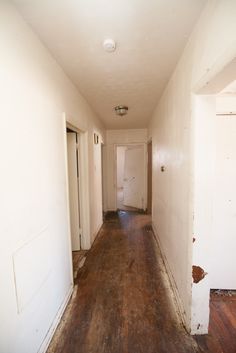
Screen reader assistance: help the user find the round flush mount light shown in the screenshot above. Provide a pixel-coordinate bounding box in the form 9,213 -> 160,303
114,105 -> 128,116
103,38 -> 116,52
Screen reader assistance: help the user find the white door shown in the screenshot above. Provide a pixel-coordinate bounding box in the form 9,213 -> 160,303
67,132 -> 81,251
123,145 -> 145,209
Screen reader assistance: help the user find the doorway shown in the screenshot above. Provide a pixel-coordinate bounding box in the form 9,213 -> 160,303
63,115 -> 91,285
147,141 -> 152,214
66,126 -> 87,279
193,79 -> 236,348
67,127 -> 81,251
101,142 -> 106,219
191,58 -> 236,336
116,144 -> 146,211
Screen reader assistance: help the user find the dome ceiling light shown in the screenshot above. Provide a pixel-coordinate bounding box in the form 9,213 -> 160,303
103,38 -> 116,52
114,105 -> 128,117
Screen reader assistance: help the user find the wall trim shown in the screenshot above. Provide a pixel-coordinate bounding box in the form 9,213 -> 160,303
151,222 -> 188,332
38,285 -> 73,353
91,222 -> 103,244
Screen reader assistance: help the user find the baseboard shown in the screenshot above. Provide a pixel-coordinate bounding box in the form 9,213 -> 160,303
38,284 -> 74,353
151,222 -> 188,331
104,208 -> 116,212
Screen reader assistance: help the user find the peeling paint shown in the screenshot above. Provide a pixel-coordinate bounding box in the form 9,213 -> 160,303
192,265 -> 207,284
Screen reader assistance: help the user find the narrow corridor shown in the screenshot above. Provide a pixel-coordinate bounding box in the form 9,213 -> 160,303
47,211 -> 200,353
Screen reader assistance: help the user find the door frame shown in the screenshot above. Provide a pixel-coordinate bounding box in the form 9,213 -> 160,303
62,113 -> 91,282
66,130 -> 81,250
114,143 -> 147,211
190,57 -> 236,334
147,139 -> 152,214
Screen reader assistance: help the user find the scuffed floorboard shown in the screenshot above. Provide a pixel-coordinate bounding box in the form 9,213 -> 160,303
47,211 -> 201,353
194,290 -> 236,353
72,250 -> 87,282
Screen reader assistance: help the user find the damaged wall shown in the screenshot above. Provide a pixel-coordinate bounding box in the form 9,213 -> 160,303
149,0 -> 236,334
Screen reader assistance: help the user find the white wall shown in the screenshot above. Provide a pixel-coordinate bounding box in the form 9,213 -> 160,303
104,129 -> 147,211
210,111 -> 236,290
117,146 -> 126,188
0,3 -> 104,353
210,96 -> 236,289
148,0 -> 236,333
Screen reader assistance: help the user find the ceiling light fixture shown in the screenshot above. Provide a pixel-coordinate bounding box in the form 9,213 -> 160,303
103,38 -> 116,52
114,105 -> 128,116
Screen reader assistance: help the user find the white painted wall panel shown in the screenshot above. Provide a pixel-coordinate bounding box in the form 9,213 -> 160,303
0,3 -> 104,353
13,228 -> 52,313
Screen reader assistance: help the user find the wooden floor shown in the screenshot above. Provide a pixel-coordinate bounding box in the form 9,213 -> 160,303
194,290 -> 236,353
46,211 -> 236,353
72,250 -> 87,282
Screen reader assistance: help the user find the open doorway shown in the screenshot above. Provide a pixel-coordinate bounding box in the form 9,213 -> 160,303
192,58 -> 236,348
101,142 -> 106,220
207,82 -> 236,346
210,86 -> 236,291
116,144 -> 146,211
147,141 -> 152,214
65,122 -> 89,283
193,80 -> 236,349
67,127 -> 81,251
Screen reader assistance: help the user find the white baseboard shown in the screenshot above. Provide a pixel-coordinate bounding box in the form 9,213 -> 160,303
151,222 -> 188,331
38,284 -> 74,353
91,222 -> 104,244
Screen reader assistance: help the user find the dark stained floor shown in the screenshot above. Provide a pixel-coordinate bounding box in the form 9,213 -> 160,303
47,211 -> 201,353
72,250 -> 87,281
194,291 -> 236,353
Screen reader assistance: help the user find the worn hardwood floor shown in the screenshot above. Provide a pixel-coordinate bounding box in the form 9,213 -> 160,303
48,211 -> 202,353
72,250 -> 87,281
194,291 -> 236,353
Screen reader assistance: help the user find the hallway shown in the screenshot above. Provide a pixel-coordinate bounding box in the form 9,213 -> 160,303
2,2 -> 236,352
47,211 -> 200,353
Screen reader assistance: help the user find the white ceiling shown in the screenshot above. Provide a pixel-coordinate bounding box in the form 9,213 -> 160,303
13,0 -> 206,129
220,80 -> 236,96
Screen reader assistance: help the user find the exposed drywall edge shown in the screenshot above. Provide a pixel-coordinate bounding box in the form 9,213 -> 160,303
38,285 -> 73,353
152,222 -> 188,332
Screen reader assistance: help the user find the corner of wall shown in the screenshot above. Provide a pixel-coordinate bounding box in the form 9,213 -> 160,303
152,222 -> 190,332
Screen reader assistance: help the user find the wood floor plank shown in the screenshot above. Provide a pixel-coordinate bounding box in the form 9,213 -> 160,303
194,292 -> 236,353
47,211 -> 202,353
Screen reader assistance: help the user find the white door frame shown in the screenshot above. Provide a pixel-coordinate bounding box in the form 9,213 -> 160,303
67,131 -> 81,250
62,113 -> 91,281
114,143 -> 147,211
